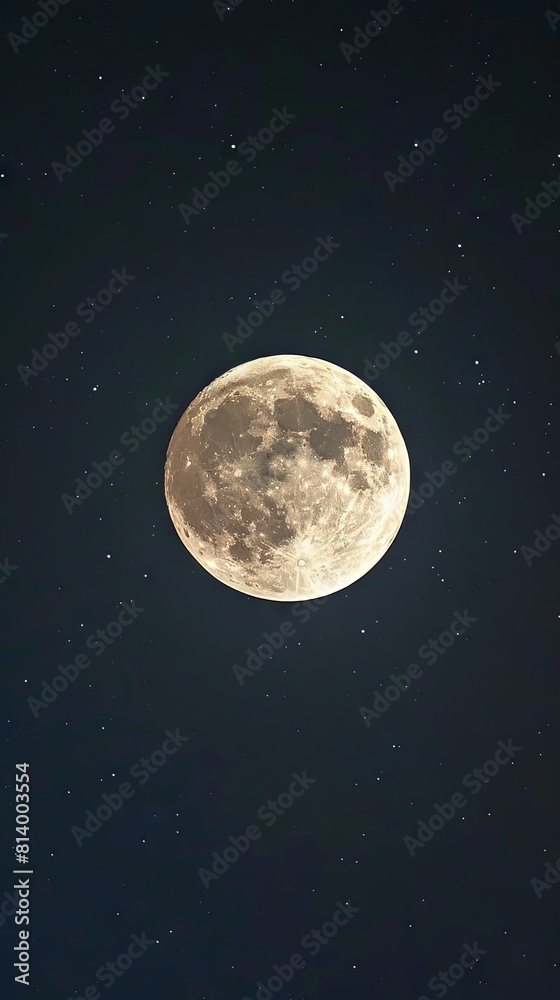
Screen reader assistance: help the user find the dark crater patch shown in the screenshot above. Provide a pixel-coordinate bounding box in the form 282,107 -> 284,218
259,495 -> 296,548
274,395 -> 322,432
349,471 -> 369,492
200,397 -> 263,461
168,463 -> 215,543
229,539 -> 253,562
249,466 -> 286,489
360,429 -> 385,464
224,496 -> 296,561
309,417 -> 354,464
353,395 -> 374,418
264,368 -> 294,383
268,439 -> 298,458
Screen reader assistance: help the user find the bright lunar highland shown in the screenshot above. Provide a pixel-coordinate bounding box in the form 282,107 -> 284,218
164,355 -> 410,601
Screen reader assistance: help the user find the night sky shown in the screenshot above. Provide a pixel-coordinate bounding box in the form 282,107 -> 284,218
1,0 -> 560,998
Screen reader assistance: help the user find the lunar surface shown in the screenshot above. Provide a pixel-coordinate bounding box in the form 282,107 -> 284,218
164,355 -> 410,601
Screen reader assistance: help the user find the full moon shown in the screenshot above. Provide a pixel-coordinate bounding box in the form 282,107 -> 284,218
164,355 -> 409,601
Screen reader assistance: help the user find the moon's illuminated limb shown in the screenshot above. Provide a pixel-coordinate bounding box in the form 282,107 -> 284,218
164,355 -> 410,601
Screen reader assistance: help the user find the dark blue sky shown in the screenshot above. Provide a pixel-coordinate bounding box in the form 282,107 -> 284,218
1,0 -> 559,998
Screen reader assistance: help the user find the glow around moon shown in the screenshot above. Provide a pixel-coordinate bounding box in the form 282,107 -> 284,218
164,355 -> 410,601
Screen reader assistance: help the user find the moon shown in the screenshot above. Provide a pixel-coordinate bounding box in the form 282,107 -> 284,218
164,355 -> 409,601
